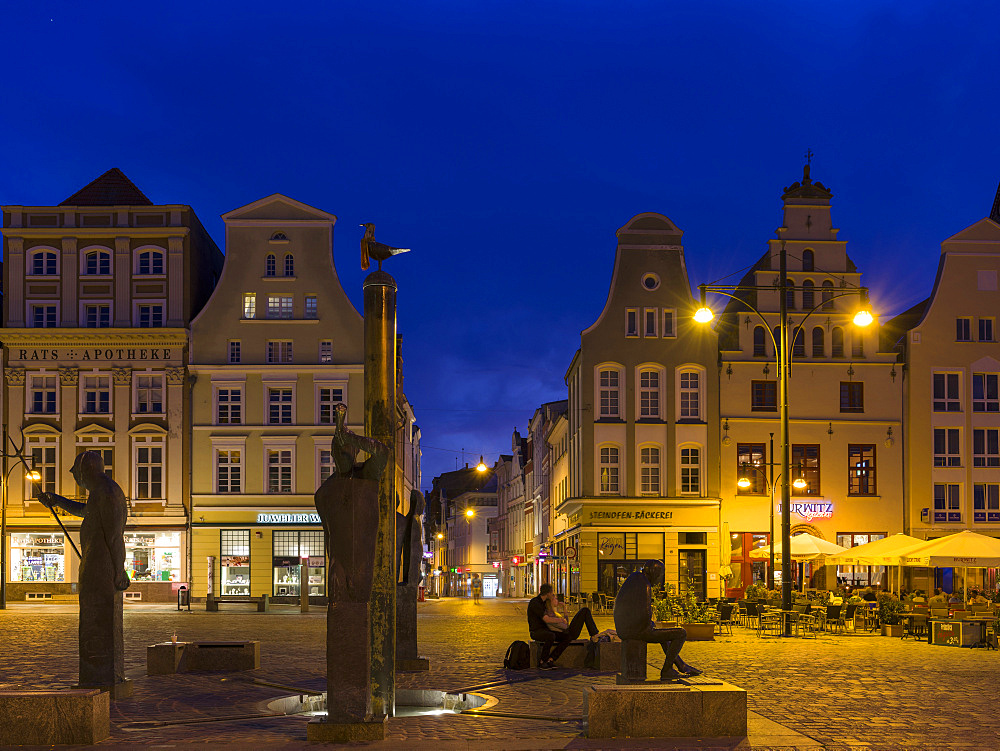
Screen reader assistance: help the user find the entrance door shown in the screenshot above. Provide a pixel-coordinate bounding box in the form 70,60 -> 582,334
679,549 -> 707,600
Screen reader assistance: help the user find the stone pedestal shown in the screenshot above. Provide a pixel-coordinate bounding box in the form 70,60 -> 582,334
328,601 -> 373,722
530,640 -> 621,670
147,641 -> 260,674
307,715 -> 387,742
584,682 -> 748,739
395,584 -> 429,671
0,689 -> 110,745
616,639 -> 648,683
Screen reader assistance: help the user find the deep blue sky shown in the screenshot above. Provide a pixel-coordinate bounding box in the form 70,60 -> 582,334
4,2 -> 999,489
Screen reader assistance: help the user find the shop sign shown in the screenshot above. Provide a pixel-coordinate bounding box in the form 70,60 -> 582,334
565,546 -> 577,560
589,509 -> 673,521
9,347 -> 175,362
273,556 -> 300,567
256,512 -> 321,525
307,556 -> 325,567
598,536 -> 625,556
779,502 -> 834,521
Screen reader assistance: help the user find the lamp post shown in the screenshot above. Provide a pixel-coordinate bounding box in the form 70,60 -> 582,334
695,240 -> 873,628
1,457 -> 43,610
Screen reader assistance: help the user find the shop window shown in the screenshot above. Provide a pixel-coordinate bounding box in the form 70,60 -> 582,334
974,484 -> 1000,523
216,387 -> 243,424
124,531 -> 180,582
973,428 -> 1000,467
217,449 -> 242,493
934,428 -> 962,467
933,484 -> 962,523
933,373 -> 961,412
848,444 -> 876,495
220,529 -> 250,596
81,374 -> 111,415
973,373 -> 999,412
11,532 -> 65,582
272,530 -> 325,597
791,444 -> 820,495
836,533 -> 887,586
135,374 -> 164,414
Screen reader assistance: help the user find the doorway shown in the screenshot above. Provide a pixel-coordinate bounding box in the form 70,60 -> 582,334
679,549 -> 707,600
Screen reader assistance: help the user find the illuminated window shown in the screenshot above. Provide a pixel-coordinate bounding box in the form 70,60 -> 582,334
243,294 -> 256,319
848,444 -> 876,495
267,295 -> 293,319
736,443 -> 766,494
599,446 -> 619,494
791,444 -> 820,495
216,387 -> 242,425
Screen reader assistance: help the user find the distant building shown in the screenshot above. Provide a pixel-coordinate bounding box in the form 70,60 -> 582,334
528,400 -> 566,588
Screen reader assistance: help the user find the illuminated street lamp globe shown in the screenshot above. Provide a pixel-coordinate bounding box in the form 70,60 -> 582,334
465,508 -> 475,518
475,456 -> 488,472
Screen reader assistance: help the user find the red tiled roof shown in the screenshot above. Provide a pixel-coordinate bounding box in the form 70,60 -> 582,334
59,167 -> 153,206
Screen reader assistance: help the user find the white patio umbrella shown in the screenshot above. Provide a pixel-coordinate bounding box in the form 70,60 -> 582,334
898,531 -> 1000,604
826,533 -> 925,593
719,521 -> 733,583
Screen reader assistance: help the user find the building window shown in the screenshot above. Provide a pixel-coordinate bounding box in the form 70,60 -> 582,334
753,326 -> 766,357
639,369 -> 660,419
751,380 -> 777,411
599,446 -> 619,494
30,375 -> 57,414
933,483 -> 961,523
318,449 -> 334,483
29,443 -> 58,494
791,444 -> 820,495
979,318 -> 995,342
267,449 -> 293,493
267,295 -> 294,319
216,387 -> 243,424
973,373 -> 999,412
31,305 -> 57,328
284,254 -> 294,276
30,250 -> 57,275
267,340 -> 293,363
272,530 -> 324,597
625,309 -> 638,337
135,442 -> 163,500
243,294 -> 256,319
812,327 -> 824,358
318,387 -> 344,424
75,447 -> 113,493
802,280 -> 815,309
319,340 -> 332,364
131,375 -> 162,414
852,332 -> 865,358
268,388 -> 293,424
933,428 -> 961,467
679,370 -> 701,420
680,447 -> 700,495
81,375 -> 111,414
848,444 -> 876,495
973,428 -> 1000,467
137,249 -> 164,275
265,254 -> 276,277
137,304 -> 164,327
598,369 -> 620,419
933,373 -> 961,412
840,382 -> 864,413
785,281 -> 796,310
640,446 -> 661,495
662,309 -> 676,337
973,483 -> 1000,523
84,249 -> 111,275
84,304 -> 111,328
792,328 -> 805,357
217,449 -> 242,493
831,327 -> 844,357
644,308 -> 658,337
228,340 -> 241,364
737,443 -> 766,494
822,280 -> 835,310
802,249 -> 814,272
956,317 -> 973,341
220,530 -> 250,596
304,295 -> 317,319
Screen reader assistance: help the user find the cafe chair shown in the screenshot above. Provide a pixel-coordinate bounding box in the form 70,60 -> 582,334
716,602 -> 735,636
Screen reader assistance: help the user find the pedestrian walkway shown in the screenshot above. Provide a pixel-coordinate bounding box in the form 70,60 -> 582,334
1,596 -> 998,749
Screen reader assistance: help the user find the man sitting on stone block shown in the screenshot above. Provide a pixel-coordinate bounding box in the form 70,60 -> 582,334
614,561 -> 701,681
527,583 -> 598,669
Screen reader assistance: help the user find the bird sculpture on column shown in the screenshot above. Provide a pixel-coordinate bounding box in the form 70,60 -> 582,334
360,223 -> 411,271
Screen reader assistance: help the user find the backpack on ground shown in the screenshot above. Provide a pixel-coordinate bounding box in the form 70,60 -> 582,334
503,640 -> 531,669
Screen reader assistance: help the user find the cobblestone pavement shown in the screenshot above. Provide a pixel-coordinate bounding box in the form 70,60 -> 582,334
1,597 -> 998,749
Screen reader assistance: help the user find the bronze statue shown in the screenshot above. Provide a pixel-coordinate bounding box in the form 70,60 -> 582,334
38,451 -> 130,692
360,223 -> 410,271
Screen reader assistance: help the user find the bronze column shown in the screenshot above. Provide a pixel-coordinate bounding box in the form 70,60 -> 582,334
364,269 -> 397,718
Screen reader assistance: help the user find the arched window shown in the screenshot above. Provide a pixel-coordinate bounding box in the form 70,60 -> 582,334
680,445 -> 701,495
30,249 -> 57,275
802,280 -> 815,310
597,367 -> 621,419
284,254 -> 294,276
270,231 -> 288,242
773,327 -> 781,354
753,326 -> 766,357
84,249 -> 111,275
678,368 -> 702,420
638,368 -> 661,419
599,445 -> 620,495
792,328 -> 805,357
812,327 -> 825,358
802,249 -> 814,272
831,327 -> 845,358
265,254 -> 276,277
785,280 -> 796,310
137,249 -> 164,275
639,445 -> 661,495
822,280 -> 834,310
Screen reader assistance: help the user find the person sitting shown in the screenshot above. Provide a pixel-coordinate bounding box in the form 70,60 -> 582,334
527,584 -> 598,669
948,591 -> 963,605
969,589 -> 989,605
861,587 -> 877,602
928,588 -> 948,605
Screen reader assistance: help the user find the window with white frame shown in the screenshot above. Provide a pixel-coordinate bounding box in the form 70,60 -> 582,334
83,248 -> 111,275
267,295 -> 293,319
30,249 -> 58,275
267,387 -> 293,424
638,369 -> 660,419
284,254 -> 294,276
679,369 -> 701,420
317,387 -> 344,424
228,340 -> 241,364
305,295 -> 317,319
267,340 -> 293,363
31,304 -> 57,328
599,445 -> 620,495
598,368 -> 621,419
243,294 -> 256,319
933,373 -> 961,412
84,304 -> 111,328
973,373 -> 999,412
134,437 -> 164,500
933,428 -> 961,467
973,428 -> 1000,467
137,248 -> 165,275
135,374 -> 164,414
640,446 -> 661,495
29,375 -> 57,414
216,387 -> 243,424
267,448 -> 293,493
625,309 -> 638,337
217,449 -> 242,493
643,308 -> 658,337
136,303 -> 164,327
933,483 -> 961,523
265,254 -> 276,277
979,318 -> 995,342
974,483 -> 1000,523
81,374 -> 111,415
662,309 -> 676,338
318,448 -> 333,484
319,340 -> 332,363
28,439 -> 58,495
680,446 -> 701,494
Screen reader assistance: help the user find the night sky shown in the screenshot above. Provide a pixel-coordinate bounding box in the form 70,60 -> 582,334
4,3 -> 999,488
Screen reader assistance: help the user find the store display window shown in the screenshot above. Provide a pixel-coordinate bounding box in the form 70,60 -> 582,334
221,529 -> 251,596
124,531 -> 181,582
272,529 -> 325,597
11,532 -> 65,582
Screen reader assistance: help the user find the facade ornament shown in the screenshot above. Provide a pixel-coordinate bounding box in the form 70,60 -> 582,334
59,367 -> 80,386
165,366 -> 186,385
4,368 -> 25,386
111,367 -> 132,386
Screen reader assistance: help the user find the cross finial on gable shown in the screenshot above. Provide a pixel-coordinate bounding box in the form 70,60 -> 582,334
804,148 -> 814,166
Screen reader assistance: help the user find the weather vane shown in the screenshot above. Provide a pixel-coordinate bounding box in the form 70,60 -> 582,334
359,223 -> 410,271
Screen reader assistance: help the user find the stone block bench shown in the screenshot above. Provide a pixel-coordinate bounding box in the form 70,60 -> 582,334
584,681 -> 747,739
529,639 -> 621,670
147,641 -> 261,674
0,689 -> 109,745
206,593 -> 269,612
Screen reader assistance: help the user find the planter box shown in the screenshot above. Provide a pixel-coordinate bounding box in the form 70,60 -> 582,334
682,623 -> 716,641
881,624 -> 903,637
653,621 -> 678,629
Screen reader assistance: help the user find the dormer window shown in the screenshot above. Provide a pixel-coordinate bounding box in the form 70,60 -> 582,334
265,254 -> 276,277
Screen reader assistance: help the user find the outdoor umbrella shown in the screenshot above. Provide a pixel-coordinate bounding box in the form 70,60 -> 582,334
826,533 -> 925,593
898,530 -> 1000,604
748,533 -> 846,591
719,521 -> 734,582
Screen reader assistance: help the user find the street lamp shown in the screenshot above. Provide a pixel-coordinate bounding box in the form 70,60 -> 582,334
475,456 -> 488,473
1,462 -> 44,609
696,240 -> 873,627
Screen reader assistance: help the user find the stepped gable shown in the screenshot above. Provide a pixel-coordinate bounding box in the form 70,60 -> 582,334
59,167 -> 153,206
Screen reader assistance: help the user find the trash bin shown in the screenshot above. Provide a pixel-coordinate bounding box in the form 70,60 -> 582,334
177,585 -> 190,611
418,586 -> 425,602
